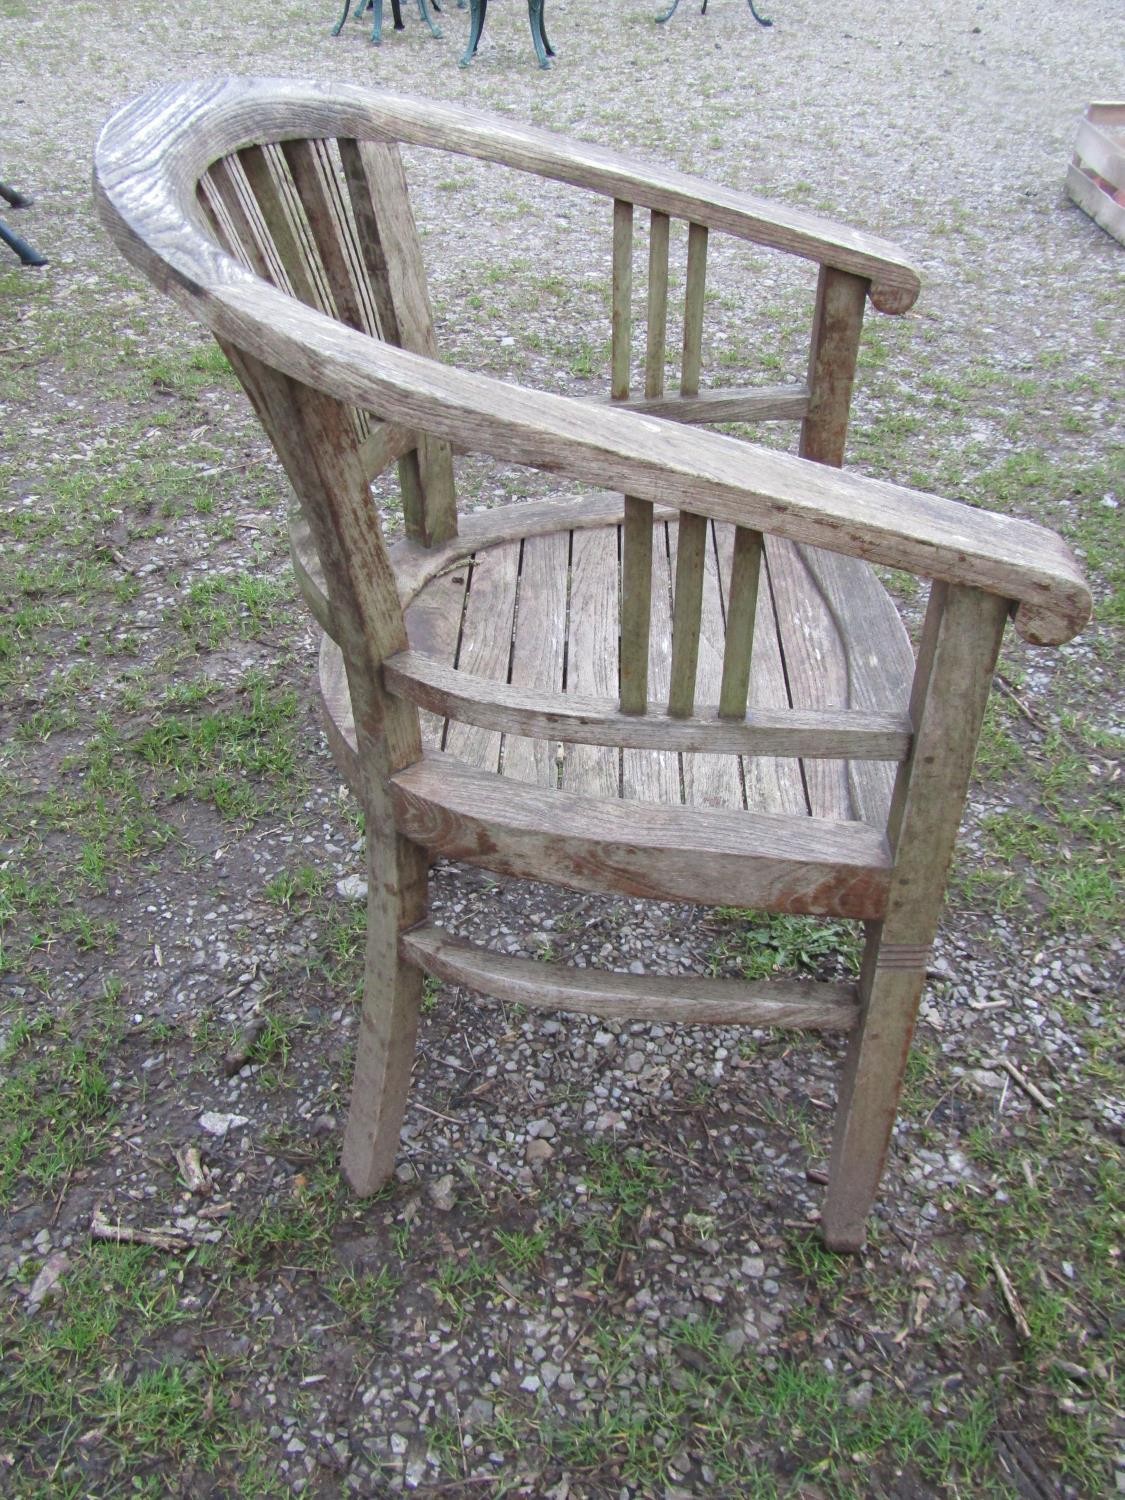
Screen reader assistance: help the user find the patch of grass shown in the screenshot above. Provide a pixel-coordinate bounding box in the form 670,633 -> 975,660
0,1014 -> 119,1203
952,1111 -> 1122,1493
1,1243 -> 277,1493
709,910 -> 862,980
461,1312 -> 1020,1494
130,671 -> 301,819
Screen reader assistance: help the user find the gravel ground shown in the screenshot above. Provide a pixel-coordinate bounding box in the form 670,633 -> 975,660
1,0 -> 1122,1496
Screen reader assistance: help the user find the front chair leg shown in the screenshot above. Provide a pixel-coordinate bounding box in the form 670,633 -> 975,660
654,0 -> 681,21
747,0 -> 774,25
340,833 -> 429,1195
823,582 -> 1010,1252
821,933 -> 925,1251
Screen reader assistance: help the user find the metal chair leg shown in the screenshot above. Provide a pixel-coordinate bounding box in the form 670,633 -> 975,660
0,218 -> 48,267
529,0 -> 554,66
415,0 -> 444,39
460,0 -> 486,65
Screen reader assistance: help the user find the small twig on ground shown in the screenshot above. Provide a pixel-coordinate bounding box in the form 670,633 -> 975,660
90,1208 -> 192,1252
990,1255 -> 1031,1341
994,672 -> 1044,727
990,1056 -> 1055,1111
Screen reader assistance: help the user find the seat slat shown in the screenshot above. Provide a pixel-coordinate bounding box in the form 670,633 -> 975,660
766,535 -> 854,821
680,522 -> 746,809
795,545 -> 914,827
563,527 -> 620,797
402,927 -> 860,1031
443,542 -> 520,772
503,531 -> 570,786
404,563 -> 468,747
391,753 -> 892,918
622,522 -> 681,803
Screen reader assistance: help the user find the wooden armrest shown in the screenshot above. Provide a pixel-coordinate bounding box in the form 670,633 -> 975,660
95,76 -> 920,315
210,283 -> 1090,647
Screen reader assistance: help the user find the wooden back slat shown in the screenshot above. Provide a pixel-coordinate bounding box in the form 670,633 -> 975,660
236,144 -> 324,312
681,221 -> 708,398
200,156 -> 283,286
339,137 -> 457,546
645,210 -> 670,400
278,139 -> 370,333
613,198 -> 652,716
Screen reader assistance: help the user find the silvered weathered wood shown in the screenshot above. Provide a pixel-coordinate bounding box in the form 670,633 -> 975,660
681,222 -> 708,398
564,527 -> 620,797
680,525 -> 745,809
402,927 -> 860,1030
382,648 -> 912,758
622,523 -> 681,802
822,584 -> 1010,1250
719,525 -> 763,720
595,385 -> 808,425
611,198 -> 633,401
801,265 -> 867,468
443,541 -> 520,773
668,511 -> 707,717
339,136 -> 457,546
503,532 -> 569,785
94,107 -> 1091,645
391,753 -> 892,918
645,210 -> 670,400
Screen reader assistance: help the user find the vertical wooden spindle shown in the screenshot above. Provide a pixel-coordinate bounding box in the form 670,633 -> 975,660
614,199 -> 652,716
718,525 -> 764,718
667,221 -> 710,717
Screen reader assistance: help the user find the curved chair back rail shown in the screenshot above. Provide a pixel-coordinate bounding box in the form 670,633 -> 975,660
95,77 -> 1090,1252
95,78 -> 1089,646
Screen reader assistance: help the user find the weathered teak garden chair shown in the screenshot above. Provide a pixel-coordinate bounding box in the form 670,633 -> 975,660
94,79 -> 1090,1250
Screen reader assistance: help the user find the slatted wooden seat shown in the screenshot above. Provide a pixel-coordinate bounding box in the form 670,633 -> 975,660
95,78 -> 1090,1250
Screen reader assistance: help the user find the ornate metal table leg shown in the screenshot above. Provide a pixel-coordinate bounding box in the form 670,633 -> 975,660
0,219 -> 47,267
415,0 -> 444,38
459,0 -> 486,65
529,0 -> 554,66
654,0 -> 681,22
747,0 -> 773,25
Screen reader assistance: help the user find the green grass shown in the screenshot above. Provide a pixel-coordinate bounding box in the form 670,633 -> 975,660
0,1013 -> 120,1204
1,1244 -> 279,1493
452,1313 -> 1022,1496
709,910 -> 862,980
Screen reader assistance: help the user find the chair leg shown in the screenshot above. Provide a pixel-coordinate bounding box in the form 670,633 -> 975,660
821,932 -> 927,1251
821,581 -> 1010,1251
460,0 -> 486,64
415,0 -> 444,40
340,832 -> 428,1194
0,218 -> 47,267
